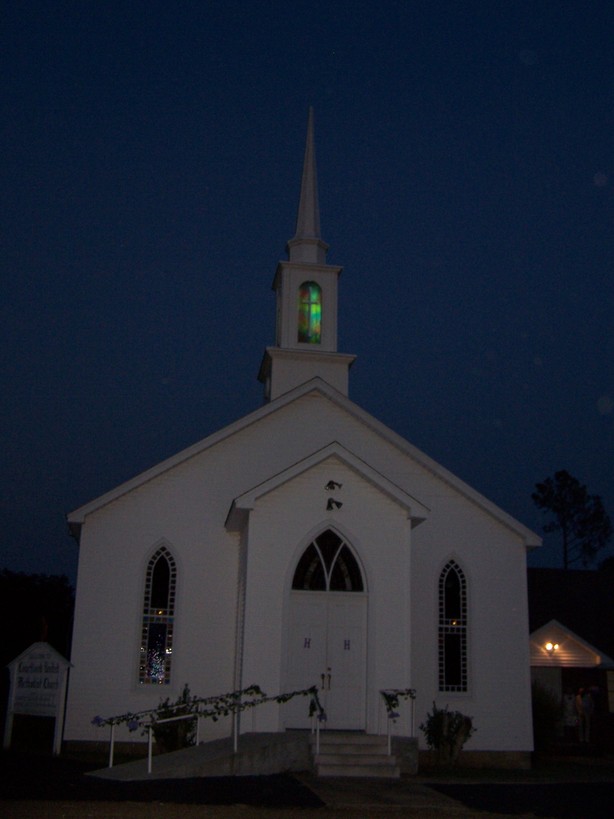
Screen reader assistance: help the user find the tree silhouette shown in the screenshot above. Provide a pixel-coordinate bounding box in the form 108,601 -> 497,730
532,470 -> 612,569
0,570 -> 74,664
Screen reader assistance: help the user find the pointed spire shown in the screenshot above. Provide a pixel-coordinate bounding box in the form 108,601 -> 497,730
287,107 -> 329,264
294,107 -> 320,240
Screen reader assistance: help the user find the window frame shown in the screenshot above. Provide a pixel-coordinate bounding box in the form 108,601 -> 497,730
292,530 -> 364,592
139,545 -> 177,685
438,559 -> 468,693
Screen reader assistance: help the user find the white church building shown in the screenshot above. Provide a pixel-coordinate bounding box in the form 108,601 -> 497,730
65,111 -> 540,765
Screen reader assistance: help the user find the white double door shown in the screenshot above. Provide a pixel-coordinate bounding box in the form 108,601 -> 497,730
284,591 -> 367,730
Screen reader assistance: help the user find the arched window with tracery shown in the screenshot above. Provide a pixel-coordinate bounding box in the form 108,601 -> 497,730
139,545 -> 176,684
438,560 -> 467,692
298,281 -> 322,344
292,529 -> 363,591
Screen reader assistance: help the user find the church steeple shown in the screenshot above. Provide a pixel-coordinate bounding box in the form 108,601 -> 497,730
286,107 -> 329,265
258,109 -> 356,402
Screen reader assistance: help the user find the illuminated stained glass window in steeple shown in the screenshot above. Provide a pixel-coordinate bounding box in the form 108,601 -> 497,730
298,281 -> 322,343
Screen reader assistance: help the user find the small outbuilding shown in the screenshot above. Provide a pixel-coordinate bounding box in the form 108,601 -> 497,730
528,567 -> 614,750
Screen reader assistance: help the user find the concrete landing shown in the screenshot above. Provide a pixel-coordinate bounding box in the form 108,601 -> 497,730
89,732 -> 311,781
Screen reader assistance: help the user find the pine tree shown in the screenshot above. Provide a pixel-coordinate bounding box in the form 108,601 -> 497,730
532,470 -> 612,569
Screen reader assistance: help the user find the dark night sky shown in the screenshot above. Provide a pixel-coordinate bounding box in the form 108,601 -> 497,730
2,1 -> 613,582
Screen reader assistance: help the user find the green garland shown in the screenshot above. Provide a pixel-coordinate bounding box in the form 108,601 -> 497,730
92,683 -> 325,733
380,688 -> 416,721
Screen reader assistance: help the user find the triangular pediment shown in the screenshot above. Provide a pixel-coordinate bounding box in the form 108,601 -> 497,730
530,619 -> 614,668
225,441 -> 430,531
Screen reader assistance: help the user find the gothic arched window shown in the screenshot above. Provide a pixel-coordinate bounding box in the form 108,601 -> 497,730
292,530 -> 363,591
298,281 -> 322,344
438,560 -> 467,692
139,546 -> 176,684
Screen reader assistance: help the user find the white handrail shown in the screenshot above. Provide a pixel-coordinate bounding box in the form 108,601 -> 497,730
379,688 -> 416,755
310,687 -> 327,755
102,685 -> 322,772
147,724 -> 153,773
108,723 -> 115,768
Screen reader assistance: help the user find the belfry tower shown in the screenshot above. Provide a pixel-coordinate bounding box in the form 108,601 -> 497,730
258,109 -> 356,401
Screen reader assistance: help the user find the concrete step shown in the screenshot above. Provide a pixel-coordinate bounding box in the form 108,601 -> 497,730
316,761 -> 401,778
316,752 -> 395,765
311,732 -> 400,779
316,742 -> 389,755
316,732 -> 388,745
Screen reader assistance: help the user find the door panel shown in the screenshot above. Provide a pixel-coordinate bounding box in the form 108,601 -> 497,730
285,592 -> 366,729
284,594 -> 327,728
326,596 -> 366,729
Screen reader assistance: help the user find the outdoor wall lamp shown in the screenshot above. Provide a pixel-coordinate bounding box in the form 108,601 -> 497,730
326,498 -> 343,510
545,642 -> 560,652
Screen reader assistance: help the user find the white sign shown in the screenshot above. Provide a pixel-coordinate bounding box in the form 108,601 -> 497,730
4,642 -> 71,754
13,648 -> 63,716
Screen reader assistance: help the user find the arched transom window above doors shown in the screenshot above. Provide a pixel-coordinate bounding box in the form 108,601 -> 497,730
292,529 -> 364,592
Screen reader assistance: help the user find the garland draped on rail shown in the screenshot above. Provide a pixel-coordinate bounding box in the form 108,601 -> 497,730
380,688 -> 416,721
92,683 -> 326,733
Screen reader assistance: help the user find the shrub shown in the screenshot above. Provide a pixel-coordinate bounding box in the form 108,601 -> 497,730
150,684 -> 197,752
420,702 -> 475,766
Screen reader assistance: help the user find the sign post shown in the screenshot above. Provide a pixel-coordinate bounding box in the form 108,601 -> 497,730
4,642 -> 71,755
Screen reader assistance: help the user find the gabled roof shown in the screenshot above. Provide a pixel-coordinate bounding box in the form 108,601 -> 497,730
7,641 -> 71,670
528,567 -> 614,660
530,619 -> 614,669
68,377 -> 541,547
225,441 -> 430,531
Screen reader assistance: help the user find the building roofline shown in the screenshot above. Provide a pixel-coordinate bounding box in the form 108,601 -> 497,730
68,377 -> 541,547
